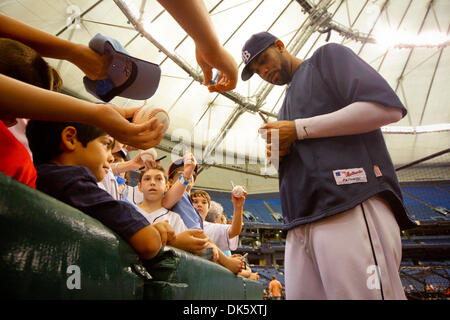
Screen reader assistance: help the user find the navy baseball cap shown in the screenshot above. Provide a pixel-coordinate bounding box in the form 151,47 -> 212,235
83,33 -> 161,102
241,32 -> 278,81
115,148 -> 129,161
168,157 -> 198,180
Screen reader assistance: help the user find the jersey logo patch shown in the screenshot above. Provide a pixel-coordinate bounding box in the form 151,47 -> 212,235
373,164 -> 382,177
242,50 -> 251,63
333,168 -> 367,185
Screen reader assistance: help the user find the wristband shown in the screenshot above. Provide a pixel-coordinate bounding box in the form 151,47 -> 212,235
116,175 -> 126,185
294,119 -> 309,140
179,174 -> 190,186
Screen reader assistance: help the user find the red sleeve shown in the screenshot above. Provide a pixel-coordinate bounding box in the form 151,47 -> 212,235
0,121 -> 36,188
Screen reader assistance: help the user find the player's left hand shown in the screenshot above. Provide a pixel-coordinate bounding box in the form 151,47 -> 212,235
258,121 -> 297,162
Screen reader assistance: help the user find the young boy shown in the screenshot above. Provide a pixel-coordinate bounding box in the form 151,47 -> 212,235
137,166 -> 186,232
25,120 -> 174,260
136,166 -> 211,255
191,189 -> 246,255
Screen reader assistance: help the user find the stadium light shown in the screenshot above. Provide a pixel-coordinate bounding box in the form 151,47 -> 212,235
374,29 -> 450,49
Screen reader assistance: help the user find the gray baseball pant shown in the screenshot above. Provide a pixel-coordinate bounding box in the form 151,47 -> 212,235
284,194 -> 406,300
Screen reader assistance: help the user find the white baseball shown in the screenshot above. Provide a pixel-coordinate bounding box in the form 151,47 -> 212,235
140,148 -> 157,162
132,104 -> 170,134
232,185 -> 245,198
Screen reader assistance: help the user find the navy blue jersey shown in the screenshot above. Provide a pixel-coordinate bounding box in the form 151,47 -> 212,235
36,163 -> 150,240
277,43 -> 416,231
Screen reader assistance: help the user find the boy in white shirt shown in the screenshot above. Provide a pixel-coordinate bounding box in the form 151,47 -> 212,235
135,165 -> 209,254
137,162 -> 245,274
136,166 -> 187,234
191,189 -> 246,254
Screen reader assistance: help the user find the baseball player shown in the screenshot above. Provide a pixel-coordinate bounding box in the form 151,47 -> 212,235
241,32 -> 417,300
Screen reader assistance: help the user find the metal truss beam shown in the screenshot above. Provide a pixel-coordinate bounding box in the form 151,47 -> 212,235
297,0 -> 449,49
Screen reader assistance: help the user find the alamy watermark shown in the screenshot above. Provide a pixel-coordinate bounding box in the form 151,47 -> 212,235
66,5 -> 81,30
66,265 -> 81,290
366,265 -> 381,290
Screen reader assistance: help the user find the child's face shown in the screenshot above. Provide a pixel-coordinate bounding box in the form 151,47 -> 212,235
192,196 -> 210,220
139,169 -> 166,202
75,135 -> 114,182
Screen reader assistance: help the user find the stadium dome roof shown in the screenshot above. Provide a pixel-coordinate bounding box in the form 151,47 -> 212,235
2,0 -> 449,193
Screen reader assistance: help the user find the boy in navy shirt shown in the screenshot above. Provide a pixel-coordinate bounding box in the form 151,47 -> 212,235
26,120 -> 174,260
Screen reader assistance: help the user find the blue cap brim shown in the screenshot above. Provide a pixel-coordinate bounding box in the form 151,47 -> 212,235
241,65 -> 254,81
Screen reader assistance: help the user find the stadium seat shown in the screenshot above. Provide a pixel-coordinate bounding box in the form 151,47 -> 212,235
243,200 -> 281,225
401,192 -> 447,221
401,186 -> 450,209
